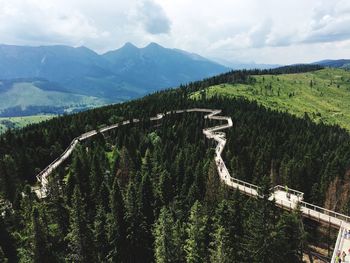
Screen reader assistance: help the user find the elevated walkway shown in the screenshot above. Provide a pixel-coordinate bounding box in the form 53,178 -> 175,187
201,110 -> 350,263
34,108 -> 350,262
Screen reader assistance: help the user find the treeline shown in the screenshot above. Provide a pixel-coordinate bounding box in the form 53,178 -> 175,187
1,112 -> 304,262
183,64 -> 323,93
0,106 -> 66,117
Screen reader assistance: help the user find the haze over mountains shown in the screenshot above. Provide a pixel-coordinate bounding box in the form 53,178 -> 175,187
0,42 -> 228,116
0,41 -> 349,118
313,59 -> 350,69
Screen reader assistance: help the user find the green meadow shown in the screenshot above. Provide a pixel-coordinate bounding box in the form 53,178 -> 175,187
0,115 -> 54,134
192,68 -> 350,130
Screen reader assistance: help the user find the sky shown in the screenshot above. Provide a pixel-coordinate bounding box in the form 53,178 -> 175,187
0,0 -> 350,64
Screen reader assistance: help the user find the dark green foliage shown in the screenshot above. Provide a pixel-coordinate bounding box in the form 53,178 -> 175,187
0,64 -> 341,262
153,206 -> 176,263
66,187 -> 96,263
0,246 -> 8,263
107,177 -> 127,262
245,177 -> 280,263
210,195 -> 244,263
184,201 -> 208,263
0,155 -> 19,202
275,210 -> 305,263
94,203 -> 109,262
32,208 -> 52,263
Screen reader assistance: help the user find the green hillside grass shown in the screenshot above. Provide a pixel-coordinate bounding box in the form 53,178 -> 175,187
0,115 -> 54,134
192,68 -> 350,130
0,82 -> 107,111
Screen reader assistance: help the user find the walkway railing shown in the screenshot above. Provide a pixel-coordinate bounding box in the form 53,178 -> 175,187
331,224 -> 343,263
33,107 -> 350,261
35,108 -> 224,196
229,177 -> 260,194
300,201 -> 350,224
273,185 -> 304,199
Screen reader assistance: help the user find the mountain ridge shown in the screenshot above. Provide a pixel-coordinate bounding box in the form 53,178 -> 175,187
0,42 -> 229,117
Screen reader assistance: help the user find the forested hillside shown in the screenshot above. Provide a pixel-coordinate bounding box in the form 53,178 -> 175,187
1,64 -> 349,262
192,68 -> 350,130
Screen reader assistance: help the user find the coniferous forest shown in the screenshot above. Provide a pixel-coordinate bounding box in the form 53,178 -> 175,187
1,65 -> 350,262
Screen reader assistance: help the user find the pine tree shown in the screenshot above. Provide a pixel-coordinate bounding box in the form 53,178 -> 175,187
90,152 -> 103,202
125,179 -> 148,262
117,146 -> 133,187
16,186 -> 36,262
204,160 -> 221,208
0,155 -> 18,202
0,246 -> 8,263
154,206 -> 176,263
246,176 -> 279,263
172,220 -> 186,263
107,176 -> 128,262
0,216 -> 18,262
99,181 -> 110,213
174,151 -> 185,194
66,186 -> 96,263
70,146 -> 90,198
275,209 -> 305,263
141,149 -> 153,178
184,201 -> 208,263
138,172 -> 155,262
32,207 -> 52,263
140,172 -> 154,226
158,169 -> 173,206
210,198 -> 243,263
94,203 -> 108,262
210,226 -> 229,263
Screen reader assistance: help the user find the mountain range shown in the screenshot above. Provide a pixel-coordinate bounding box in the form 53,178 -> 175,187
0,42 -> 228,116
313,59 -> 350,69
0,42 -> 349,118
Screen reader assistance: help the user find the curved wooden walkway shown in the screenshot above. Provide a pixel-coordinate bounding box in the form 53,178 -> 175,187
35,108 -> 350,262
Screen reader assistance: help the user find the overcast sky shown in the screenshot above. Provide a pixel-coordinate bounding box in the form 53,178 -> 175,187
0,0 -> 350,64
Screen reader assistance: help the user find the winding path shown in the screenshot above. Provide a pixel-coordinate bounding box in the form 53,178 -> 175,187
35,108 -> 350,262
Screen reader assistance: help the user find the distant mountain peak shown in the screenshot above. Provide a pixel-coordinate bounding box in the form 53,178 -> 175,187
313,59 -> 350,69
0,42 -> 229,107
122,42 -> 138,49
144,42 -> 163,49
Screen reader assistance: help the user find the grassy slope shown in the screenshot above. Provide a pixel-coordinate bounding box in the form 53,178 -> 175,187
0,82 -> 110,133
0,82 -> 108,110
0,115 -> 54,134
192,68 -> 350,130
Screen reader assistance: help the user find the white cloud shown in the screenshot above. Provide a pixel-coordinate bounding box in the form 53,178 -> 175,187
0,0 -> 349,64
138,0 -> 171,34
302,0 -> 350,44
0,0 -> 170,50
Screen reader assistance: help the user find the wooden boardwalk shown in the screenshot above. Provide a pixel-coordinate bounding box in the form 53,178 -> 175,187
35,108 -> 350,262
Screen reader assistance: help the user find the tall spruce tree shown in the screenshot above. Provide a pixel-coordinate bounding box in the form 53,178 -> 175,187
107,176 -> 128,262
32,207 -> 52,263
138,172 -> 155,262
246,176 -> 279,263
66,186 -> 96,263
125,179 -> 148,262
184,201 -> 208,263
94,203 -> 108,262
153,206 -> 176,263
210,197 -> 243,263
275,209 -> 305,263
204,160 -> 221,208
